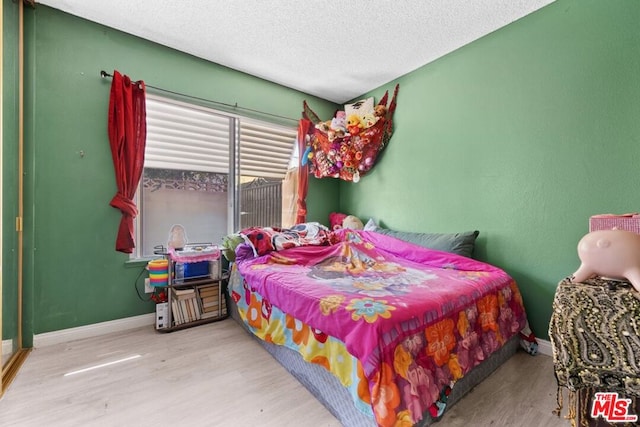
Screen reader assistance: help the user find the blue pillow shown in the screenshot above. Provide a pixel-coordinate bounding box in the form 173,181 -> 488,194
374,227 -> 479,258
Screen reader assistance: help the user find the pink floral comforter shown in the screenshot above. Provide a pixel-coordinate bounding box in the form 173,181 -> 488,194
236,229 -> 529,426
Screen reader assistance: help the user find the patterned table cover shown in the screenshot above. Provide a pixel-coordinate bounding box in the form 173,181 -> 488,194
550,277 -> 640,396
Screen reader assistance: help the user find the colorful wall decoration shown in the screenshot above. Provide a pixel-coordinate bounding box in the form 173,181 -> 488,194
301,85 -> 399,182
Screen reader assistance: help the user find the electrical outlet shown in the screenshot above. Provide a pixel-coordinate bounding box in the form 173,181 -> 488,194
144,278 -> 154,294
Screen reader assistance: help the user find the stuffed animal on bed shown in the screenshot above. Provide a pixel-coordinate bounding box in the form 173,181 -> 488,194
329,212 -> 348,231
342,215 -> 364,230
329,213 -> 364,231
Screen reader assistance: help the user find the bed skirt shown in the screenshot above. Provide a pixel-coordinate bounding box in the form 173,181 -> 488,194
228,292 -> 520,427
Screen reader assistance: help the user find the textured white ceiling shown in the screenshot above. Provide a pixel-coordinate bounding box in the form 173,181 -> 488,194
38,0 -> 555,103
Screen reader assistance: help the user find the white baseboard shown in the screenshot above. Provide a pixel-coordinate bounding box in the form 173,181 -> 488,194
2,338 -> 13,357
537,338 -> 552,357
34,313 -> 155,348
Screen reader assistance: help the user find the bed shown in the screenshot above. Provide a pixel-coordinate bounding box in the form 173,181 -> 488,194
226,224 -> 534,426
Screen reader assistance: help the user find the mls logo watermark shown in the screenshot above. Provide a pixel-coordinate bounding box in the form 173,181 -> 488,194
591,392 -> 638,423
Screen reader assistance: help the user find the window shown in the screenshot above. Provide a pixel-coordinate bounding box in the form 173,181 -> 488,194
137,94 -> 297,258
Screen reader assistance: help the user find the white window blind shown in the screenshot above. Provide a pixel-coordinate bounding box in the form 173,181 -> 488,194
145,94 -> 231,173
240,120 -> 297,179
145,94 -> 297,178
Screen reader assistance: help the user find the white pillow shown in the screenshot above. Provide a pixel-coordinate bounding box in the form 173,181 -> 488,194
363,218 -> 379,231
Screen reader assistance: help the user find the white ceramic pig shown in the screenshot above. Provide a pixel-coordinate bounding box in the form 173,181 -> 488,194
572,229 -> 640,293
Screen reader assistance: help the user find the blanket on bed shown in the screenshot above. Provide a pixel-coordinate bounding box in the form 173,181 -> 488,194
236,228 -> 530,426
238,222 -> 331,259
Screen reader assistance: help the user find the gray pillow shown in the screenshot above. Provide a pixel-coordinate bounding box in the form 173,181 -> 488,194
374,227 -> 479,258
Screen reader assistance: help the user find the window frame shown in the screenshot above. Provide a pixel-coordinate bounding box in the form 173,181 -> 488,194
133,94 -> 297,259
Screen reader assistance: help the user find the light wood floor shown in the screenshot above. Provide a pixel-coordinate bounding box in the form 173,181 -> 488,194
0,320 -> 571,427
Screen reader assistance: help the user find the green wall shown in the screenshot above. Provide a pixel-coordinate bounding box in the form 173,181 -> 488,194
2,0 -> 20,343
20,6 -> 339,335
340,0 -> 640,340
12,0 -> 640,342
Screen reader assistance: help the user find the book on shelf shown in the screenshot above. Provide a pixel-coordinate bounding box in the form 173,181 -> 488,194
184,299 -> 193,321
162,265 -> 228,328
191,297 -> 202,320
200,311 -> 218,319
166,280 -> 227,325
180,297 -> 201,322
180,301 -> 187,324
171,299 -> 183,325
198,291 -> 218,300
201,295 -> 219,303
198,285 -> 218,296
201,299 -> 219,307
201,297 -> 219,309
174,287 -> 195,295
171,287 -> 202,324
197,284 -> 223,313
173,288 -> 196,299
201,296 -> 218,304
202,306 -> 219,315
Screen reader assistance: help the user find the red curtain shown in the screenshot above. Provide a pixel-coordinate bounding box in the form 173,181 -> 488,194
296,119 -> 312,224
107,70 -> 147,253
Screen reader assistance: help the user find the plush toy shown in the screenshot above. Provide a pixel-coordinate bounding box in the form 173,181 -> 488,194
342,215 -> 364,230
221,233 -> 244,262
315,120 -> 331,133
361,113 -> 378,129
329,212 -> 364,230
329,212 -> 348,231
346,114 -> 363,136
331,111 -> 347,133
301,144 -> 313,166
374,104 -> 387,118
571,229 -> 640,292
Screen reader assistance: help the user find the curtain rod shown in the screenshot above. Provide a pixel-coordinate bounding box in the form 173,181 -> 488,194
99,70 -> 299,124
